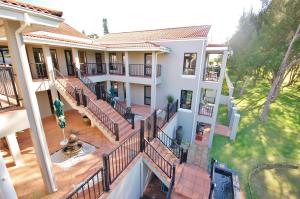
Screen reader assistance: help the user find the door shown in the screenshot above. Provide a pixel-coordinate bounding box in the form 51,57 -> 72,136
64,50 -> 74,76
144,86 -> 151,105
50,49 -> 59,70
95,53 -> 103,73
33,48 -> 47,78
144,53 -> 152,76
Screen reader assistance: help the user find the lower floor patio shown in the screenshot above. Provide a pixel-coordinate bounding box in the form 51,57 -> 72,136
0,109 -> 116,199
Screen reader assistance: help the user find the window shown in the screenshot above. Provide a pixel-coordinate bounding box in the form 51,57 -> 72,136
78,51 -> 87,64
144,86 -> 151,105
109,53 -> 117,69
50,49 -> 59,70
180,90 -> 193,109
182,53 -> 197,75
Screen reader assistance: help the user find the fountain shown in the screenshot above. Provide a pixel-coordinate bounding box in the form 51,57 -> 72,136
62,134 -> 83,156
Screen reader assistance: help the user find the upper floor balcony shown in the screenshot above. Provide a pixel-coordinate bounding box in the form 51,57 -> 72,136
30,62 -> 48,80
198,88 -> 216,117
202,53 -> 223,83
129,64 -> 162,78
109,63 -> 125,75
80,63 -> 107,76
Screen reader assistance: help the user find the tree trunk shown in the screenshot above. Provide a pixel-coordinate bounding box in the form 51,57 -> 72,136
239,79 -> 247,96
260,24 -> 300,121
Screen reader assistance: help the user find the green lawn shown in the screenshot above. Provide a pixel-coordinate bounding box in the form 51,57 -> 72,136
210,79 -> 300,199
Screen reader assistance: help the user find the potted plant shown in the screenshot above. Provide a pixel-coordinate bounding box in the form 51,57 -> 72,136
195,131 -> 203,141
167,95 -> 174,105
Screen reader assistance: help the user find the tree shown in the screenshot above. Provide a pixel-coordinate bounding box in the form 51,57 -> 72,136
102,18 -> 109,35
260,24 -> 300,121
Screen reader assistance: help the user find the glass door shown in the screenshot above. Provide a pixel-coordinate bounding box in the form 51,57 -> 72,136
50,49 -> 59,70
144,86 -> 151,105
64,50 -> 74,76
33,48 -> 47,78
144,53 -> 152,76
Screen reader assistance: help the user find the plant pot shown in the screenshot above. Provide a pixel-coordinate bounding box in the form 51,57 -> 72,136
196,134 -> 203,141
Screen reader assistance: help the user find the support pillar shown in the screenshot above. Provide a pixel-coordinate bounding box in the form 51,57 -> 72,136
42,45 -> 58,102
6,133 -> 23,166
71,48 -> 80,71
0,153 -> 18,199
150,51 -> 157,111
125,82 -> 131,107
4,20 -> 57,193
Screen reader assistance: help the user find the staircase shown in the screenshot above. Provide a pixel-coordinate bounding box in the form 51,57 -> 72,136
54,70 -> 136,143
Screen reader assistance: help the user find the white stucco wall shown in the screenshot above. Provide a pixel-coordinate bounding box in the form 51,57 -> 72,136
107,157 -> 152,199
130,83 -> 145,105
36,90 -> 52,118
161,114 -> 178,139
155,39 -> 207,141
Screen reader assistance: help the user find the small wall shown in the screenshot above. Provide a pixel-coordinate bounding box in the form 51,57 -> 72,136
130,83 -> 145,105
107,157 -> 151,199
36,90 -> 52,118
161,113 -> 178,139
0,109 -> 30,138
220,95 -> 229,105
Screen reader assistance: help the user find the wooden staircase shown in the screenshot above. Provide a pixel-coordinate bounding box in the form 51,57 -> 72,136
54,76 -> 136,143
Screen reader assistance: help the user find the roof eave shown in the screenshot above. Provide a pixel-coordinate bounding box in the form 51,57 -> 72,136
0,2 -> 63,28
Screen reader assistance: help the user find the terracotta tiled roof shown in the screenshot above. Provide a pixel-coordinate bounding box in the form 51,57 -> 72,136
29,22 -> 87,38
103,42 -> 160,48
97,25 -> 211,43
0,0 -> 63,17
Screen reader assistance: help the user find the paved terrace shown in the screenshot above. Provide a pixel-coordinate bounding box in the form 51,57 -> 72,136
1,110 -> 116,199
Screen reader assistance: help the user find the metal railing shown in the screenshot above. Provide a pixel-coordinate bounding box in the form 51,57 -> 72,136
166,165 -> 176,199
55,68 -> 120,141
101,90 -> 135,129
144,139 -> 173,178
65,168 -> 105,199
80,63 -> 107,76
86,96 -> 119,140
103,130 -> 140,184
157,127 -> 181,158
129,64 -> 152,77
203,66 -> 220,82
203,96 -> 216,104
209,158 -> 217,199
0,67 -> 20,110
30,62 -> 48,79
198,103 -> 214,117
109,63 -> 125,75
157,100 -> 178,129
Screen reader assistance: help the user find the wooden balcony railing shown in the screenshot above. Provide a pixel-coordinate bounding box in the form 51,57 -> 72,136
109,63 -> 125,75
30,62 -> 48,79
203,66 -> 220,82
80,63 -> 107,76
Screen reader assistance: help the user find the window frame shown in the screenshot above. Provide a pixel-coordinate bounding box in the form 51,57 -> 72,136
180,90 -> 193,110
182,53 -> 197,75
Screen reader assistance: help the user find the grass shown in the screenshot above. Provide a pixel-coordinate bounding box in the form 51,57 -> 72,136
210,78 -> 300,199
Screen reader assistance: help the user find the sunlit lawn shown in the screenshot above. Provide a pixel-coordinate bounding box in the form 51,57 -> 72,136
210,79 -> 300,199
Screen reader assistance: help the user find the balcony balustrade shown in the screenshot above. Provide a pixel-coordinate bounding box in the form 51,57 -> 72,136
203,66 -> 220,82
198,102 -> 214,117
30,62 -> 48,79
80,63 -> 107,76
109,63 -> 125,75
129,64 -> 162,78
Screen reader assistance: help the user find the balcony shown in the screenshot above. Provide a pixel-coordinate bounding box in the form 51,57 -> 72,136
203,66 -> 220,82
129,64 -> 162,78
30,62 -> 48,80
109,63 -> 125,75
80,63 -> 107,76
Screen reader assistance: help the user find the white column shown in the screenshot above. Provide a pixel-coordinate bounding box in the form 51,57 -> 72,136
71,48 -> 80,70
150,52 -> 157,111
42,45 -> 58,102
104,52 -> 110,74
125,82 -> 131,107
4,20 -> 57,193
124,52 -> 131,106
208,122 -> 216,148
0,152 -> 18,199
6,133 -> 23,166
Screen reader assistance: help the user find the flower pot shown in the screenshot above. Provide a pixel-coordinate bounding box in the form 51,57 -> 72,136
196,134 -> 203,141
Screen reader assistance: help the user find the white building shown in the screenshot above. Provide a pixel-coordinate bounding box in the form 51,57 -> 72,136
0,1 -> 234,199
